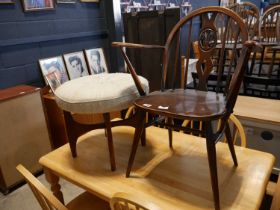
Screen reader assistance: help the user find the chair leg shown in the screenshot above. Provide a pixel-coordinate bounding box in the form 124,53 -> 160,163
126,110 -> 146,177
205,122 -> 220,210
141,128 -> 146,146
167,118 -> 173,148
225,122 -> 238,166
103,113 -> 116,171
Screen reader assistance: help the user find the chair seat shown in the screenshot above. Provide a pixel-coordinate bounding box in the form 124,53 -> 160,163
134,89 -> 226,120
55,73 -> 149,113
66,191 -> 110,210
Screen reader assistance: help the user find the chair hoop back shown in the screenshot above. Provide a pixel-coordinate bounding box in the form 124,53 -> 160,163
260,5 -> 280,42
110,192 -> 162,210
228,2 -> 260,40
16,164 -> 67,210
161,6 -> 254,122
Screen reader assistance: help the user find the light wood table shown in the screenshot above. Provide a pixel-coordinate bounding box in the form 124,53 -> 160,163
234,95 -> 280,126
39,126 -> 275,210
234,95 -> 280,173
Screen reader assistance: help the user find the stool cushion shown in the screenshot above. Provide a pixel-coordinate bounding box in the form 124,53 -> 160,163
54,73 -> 149,113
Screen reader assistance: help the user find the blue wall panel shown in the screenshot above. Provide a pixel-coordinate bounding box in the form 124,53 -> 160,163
0,0 -> 108,89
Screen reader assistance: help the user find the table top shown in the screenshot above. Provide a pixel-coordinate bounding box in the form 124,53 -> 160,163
234,95 -> 280,125
39,126 -> 275,210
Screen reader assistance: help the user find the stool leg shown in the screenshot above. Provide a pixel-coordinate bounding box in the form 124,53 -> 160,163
103,113 -> 116,171
205,122 -> 220,210
63,111 -> 78,158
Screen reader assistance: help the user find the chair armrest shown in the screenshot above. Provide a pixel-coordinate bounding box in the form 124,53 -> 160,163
112,42 -> 165,50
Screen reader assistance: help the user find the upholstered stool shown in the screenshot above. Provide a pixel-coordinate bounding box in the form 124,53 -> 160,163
54,73 -> 149,171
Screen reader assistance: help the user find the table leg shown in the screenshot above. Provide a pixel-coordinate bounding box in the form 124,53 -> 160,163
43,167 -> 64,204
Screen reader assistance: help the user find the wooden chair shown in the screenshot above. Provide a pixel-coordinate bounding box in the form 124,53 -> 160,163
229,2 -> 260,40
16,164 -> 110,210
248,5 -> 280,76
54,72 -> 148,172
244,5 -> 280,99
110,192 -> 161,210
113,6 -> 256,210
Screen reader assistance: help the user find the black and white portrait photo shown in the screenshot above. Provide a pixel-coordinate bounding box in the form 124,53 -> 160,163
64,51 -> 89,80
85,48 -> 108,75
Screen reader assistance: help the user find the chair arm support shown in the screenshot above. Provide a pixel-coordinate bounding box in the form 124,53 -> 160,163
245,40 -> 263,52
112,42 -> 165,50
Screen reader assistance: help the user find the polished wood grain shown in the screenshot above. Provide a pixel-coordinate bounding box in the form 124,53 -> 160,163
0,85 -> 40,101
134,89 -> 226,120
39,126 -> 275,210
234,95 -> 280,125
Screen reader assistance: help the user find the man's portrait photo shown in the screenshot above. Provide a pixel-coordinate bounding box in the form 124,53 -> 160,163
39,56 -> 69,85
63,51 -> 89,80
85,48 -> 108,75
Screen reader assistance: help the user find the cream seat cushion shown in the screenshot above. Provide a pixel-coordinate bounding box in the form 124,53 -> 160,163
55,73 -> 149,114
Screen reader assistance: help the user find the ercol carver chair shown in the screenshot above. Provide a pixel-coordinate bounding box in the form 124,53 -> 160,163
16,164 -> 110,210
54,72 -> 149,171
113,7 -> 256,210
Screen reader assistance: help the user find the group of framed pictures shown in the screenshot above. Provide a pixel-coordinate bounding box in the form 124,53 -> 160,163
39,48 -> 108,92
0,0 -> 99,12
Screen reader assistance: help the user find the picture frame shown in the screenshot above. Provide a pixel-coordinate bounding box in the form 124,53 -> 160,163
84,48 -> 109,74
63,51 -> 89,80
45,71 -> 62,92
21,0 -> 55,12
39,56 -> 69,85
0,0 -> 14,4
56,0 -> 76,3
219,0 -> 235,6
80,0 -> 98,2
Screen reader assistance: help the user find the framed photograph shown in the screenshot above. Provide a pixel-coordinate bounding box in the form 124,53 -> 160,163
80,0 -> 98,2
85,48 -> 108,74
0,0 -> 14,4
21,0 -> 55,12
63,51 -> 89,79
57,0 -> 76,3
45,71 -> 61,92
39,56 -> 69,85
